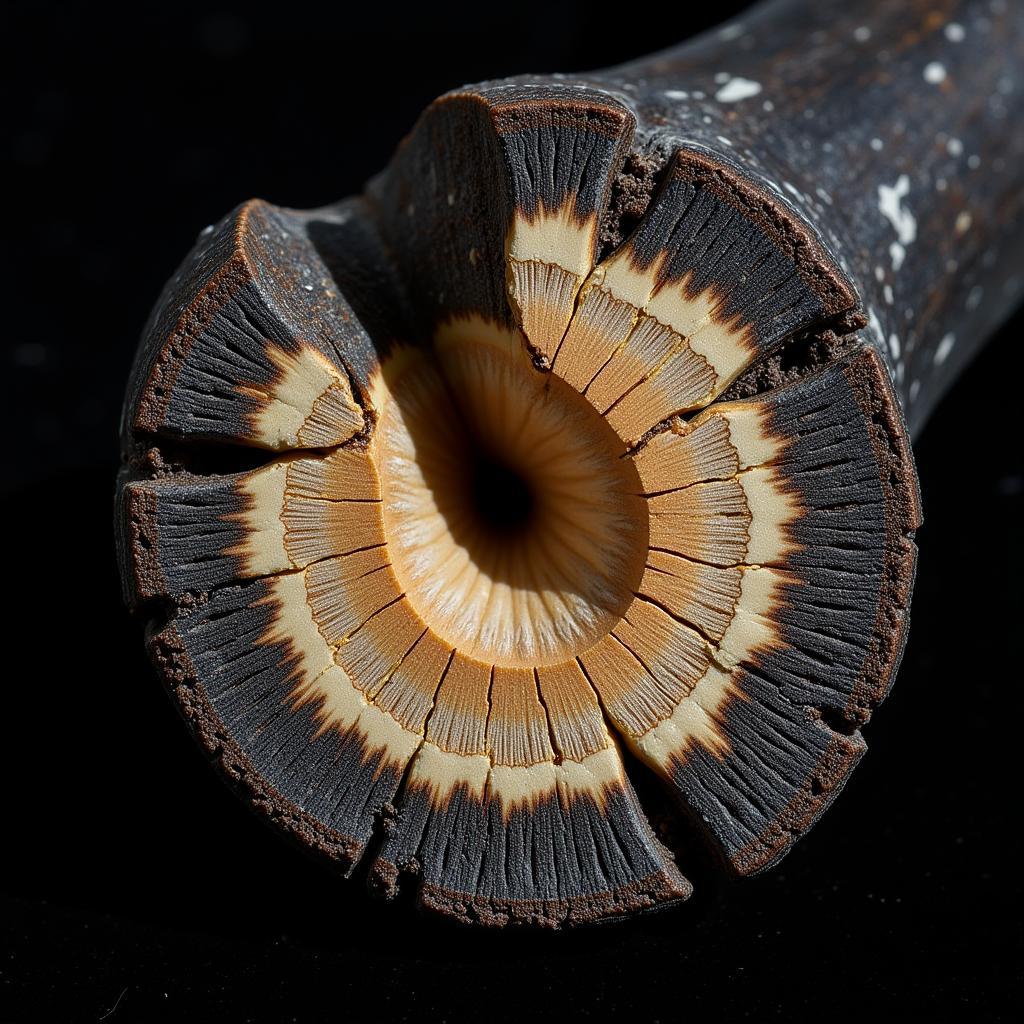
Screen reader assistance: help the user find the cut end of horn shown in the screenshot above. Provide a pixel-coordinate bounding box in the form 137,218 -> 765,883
118,82 -> 920,927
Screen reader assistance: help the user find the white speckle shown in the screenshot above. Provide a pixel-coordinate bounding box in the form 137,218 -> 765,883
866,307 -> 885,348
884,285 -> 894,304
936,178 -> 948,192
935,333 -> 956,364
715,77 -> 762,102
968,154 -> 981,169
719,23 -> 745,40
762,99 -> 775,112
854,25 -> 871,42
447,192 -> 455,206
815,187 -> 832,204
303,284 -> 314,292
879,175 -> 917,251
870,137 -> 884,151
692,90 -> 706,99
947,137 -> 964,156
945,21 -> 965,42
782,181 -> 803,201
874,266 -> 886,282
200,224 -> 214,237
967,286 -> 984,310
955,211 -> 973,234
703,115 -> 713,124
889,333 -> 901,359
909,379 -> 921,402
664,90 -> 689,100
946,258 -> 959,273
716,135 -> 734,147
924,62 -> 947,84
890,242 -> 906,270
714,71 -> 731,84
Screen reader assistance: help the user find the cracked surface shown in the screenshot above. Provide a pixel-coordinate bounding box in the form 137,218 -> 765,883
117,81 -> 920,928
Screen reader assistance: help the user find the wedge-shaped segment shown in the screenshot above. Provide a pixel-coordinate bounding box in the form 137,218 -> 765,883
498,87 -> 635,360
553,147 -> 856,444
371,84 -> 634,355
117,445 -> 382,606
149,576 -> 422,873
126,198 -> 410,449
371,655 -> 690,927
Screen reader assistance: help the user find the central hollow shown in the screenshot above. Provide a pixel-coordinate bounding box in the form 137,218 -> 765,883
372,321 -> 649,668
469,451 -> 536,536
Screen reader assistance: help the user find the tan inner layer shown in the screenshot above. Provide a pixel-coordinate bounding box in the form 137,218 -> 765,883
233,349 -> 794,771
371,325 -> 649,668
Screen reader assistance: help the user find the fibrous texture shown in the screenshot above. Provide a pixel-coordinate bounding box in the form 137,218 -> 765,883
118,77 -> 923,927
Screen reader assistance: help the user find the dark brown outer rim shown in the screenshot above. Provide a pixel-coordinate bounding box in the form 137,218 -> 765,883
414,869 -> 693,930
146,618 -> 366,877
729,731 -> 866,877
667,146 -> 861,322
729,344 -> 921,877
117,476 -> 165,609
452,86 -> 635,139
131,200 -> 262,436
841,344 -> 923,717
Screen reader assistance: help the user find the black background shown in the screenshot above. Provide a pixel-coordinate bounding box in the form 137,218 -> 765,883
3,1 -> 1022,1020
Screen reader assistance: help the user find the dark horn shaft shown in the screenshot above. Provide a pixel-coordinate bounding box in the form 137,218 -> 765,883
591,0 -> 1024,434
